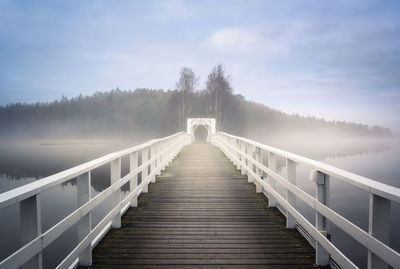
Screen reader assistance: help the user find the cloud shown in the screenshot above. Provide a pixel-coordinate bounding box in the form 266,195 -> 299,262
206,28 -> 259,52
205,27 -> 291,58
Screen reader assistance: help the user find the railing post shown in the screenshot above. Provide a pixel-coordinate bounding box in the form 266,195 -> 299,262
20,195 -> 42,269
165,140 -> 170,166
129,151 -> 138,207
267,152 -> 277,207
247,145 -> 255,183
234,139 -> 241,169
111,158 -> 121,228
226,138 -> 234,162
77,172 -> 92,266
240,142 -> 247,175
255,147 -> 260,175
310,170 -> 330,266
254,147 -> 262,193
156,142 -> 161,175
142,147 -> 149,193
161,141 -> 166,170
286,159 -> 296,228
150,145 -> 156,183
368,194 -> 390,269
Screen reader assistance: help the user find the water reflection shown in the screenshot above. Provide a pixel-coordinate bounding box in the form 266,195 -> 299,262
0,139 -> 137,268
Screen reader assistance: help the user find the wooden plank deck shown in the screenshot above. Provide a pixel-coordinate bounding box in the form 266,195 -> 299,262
87,143 -> 321,269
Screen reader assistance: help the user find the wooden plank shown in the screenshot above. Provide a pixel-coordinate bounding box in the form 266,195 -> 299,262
87,143 -> 322,269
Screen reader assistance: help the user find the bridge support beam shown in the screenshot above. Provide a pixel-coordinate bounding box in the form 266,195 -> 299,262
111,158 -> 121,228
77,172 -> 92,266
368,194 -> 390,269
20,195 -> 42,269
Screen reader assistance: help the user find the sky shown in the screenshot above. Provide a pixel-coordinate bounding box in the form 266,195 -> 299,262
0,0 -> 399,129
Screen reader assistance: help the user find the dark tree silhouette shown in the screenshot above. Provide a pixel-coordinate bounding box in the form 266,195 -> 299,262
0,67 -> 393,140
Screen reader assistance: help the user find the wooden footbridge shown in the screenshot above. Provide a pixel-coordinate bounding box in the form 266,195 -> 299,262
0,118 -> 399,269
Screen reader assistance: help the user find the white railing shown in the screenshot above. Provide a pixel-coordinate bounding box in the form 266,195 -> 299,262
0,132 -> 191,269
211,132 -> 400,269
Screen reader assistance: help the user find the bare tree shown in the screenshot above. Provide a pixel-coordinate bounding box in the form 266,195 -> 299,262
205,64 -> 232,130
176,67 -> 198,130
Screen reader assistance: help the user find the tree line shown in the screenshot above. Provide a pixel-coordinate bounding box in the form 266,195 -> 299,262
0,64 -> 393,139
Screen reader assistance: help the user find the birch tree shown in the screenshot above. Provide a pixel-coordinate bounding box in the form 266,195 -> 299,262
176,67 -> 198,130
205,64 -> 232,130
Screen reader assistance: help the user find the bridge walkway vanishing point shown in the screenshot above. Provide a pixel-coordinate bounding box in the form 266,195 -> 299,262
88,143 -> 319,269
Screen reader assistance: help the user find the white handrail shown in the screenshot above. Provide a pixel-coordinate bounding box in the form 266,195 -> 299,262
211,132 -> 400,269
0,132 -> 185,210
218,132 -> 400,203
0,132 -> 192,269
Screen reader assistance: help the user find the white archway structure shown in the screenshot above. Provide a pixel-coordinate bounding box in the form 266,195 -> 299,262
187,118 -> 216,142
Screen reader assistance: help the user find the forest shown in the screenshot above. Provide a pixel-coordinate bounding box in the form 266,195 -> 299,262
0,65 -> 393,141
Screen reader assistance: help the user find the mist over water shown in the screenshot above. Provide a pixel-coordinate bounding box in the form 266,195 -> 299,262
0,132 -> 398,268
1,0 -> 398,267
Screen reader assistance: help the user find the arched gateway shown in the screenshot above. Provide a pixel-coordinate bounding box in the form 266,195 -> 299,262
186,118 -> 216,142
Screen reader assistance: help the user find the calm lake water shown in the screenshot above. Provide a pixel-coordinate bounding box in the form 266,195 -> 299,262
0,137 -> 399,268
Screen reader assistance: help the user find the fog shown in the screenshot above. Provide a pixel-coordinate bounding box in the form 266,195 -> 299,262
0,122 -> 394,183
243,128 -> 394,160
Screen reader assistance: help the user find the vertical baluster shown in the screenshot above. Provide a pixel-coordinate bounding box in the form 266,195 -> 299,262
163,141 -> 167,169
20,195 -> 42,269
255,147 -> 259,175
111,158 -> 121,228
172,138 -> 176,157
160,141 -> 164,171
150,145 -> 156,183
262,150 -> 268,195
240,142 -> 247,175
156,142 -> 161,175
267,152 -> 277,207
231,138 -> 236,162
247,145 -> 255,183
174,137 -> 179,158
165,140 -> 170,165
227,138 -> 233,161
255,147 -> 262,193
310,170 -> 330,265
142,147 -> 149,193
368,194 -> 390,269
77,172 -> 92,266
286,159 -> 296,228
129,151 -> 138,207
235,139 -> 241,169
258,148 -> 264,182
170,138 -> 174,159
